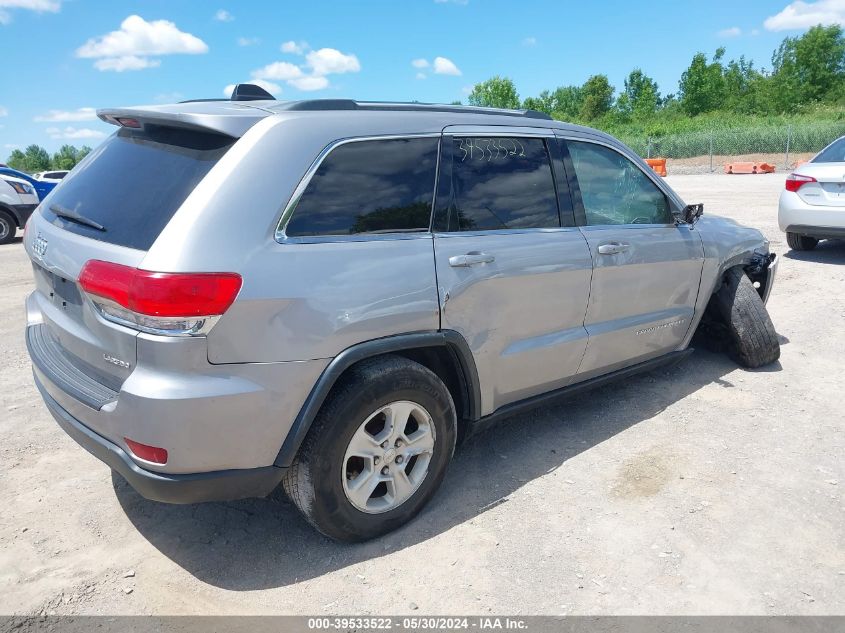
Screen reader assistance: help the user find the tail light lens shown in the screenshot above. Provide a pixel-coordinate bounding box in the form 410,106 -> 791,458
79,260 -> 241,335
785,173 -> 817,192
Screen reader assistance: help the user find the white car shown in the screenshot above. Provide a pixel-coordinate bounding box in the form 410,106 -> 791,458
33,170 -> 69,183
0,175 -> 39,244
778,135 -> 845,251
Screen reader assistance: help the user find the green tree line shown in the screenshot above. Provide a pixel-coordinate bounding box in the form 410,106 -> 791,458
5,144 -> 92,173
467,24 -> 845,135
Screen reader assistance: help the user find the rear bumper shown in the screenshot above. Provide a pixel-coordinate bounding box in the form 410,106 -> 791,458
35,375 -> 286,504
25,292 -> 329,474
10,203 -> 37,227
783,224 -> 845,241
778,191 -> 845,236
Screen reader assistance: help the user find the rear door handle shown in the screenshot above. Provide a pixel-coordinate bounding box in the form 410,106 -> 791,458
597,242 -> 630,255
449,252 -> 495,267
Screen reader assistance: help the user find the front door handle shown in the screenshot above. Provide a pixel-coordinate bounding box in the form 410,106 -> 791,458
449,251 -> 495,267
597,242 -> 630,255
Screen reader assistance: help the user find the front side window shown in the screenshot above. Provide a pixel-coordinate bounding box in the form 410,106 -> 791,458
284,137 -> 438,237
568,141 -> 671,226
435,136 -> 560,232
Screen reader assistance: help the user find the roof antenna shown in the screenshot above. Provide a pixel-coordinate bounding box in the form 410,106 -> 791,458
231,83 -> 275,101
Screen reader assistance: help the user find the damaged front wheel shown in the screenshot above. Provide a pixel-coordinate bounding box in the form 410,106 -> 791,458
711,267 -> 781,368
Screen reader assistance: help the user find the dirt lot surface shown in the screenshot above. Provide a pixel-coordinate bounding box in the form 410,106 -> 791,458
1,173 -> 843,616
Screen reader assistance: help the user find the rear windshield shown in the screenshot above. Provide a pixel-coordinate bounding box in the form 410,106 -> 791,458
812,137 -> 845,163
43,125 -> 234,250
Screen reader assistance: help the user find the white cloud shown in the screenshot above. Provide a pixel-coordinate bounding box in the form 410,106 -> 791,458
522,36 -> 537,46
0,106 -> 7,116
281,40 -> 308,54
717,26 -> 742,37
0,0 -> 60,24
751,28 -> 761,35
0,0 -> 60,9
411,58 -> 429,68
94,55 -> 161,71
213,9 -> 233,22
34,107 -> 96,122
46,126 -> 106,140
223,79 -> 281,98
433,56 -> 461,76
245,44 -> 360,94
237,36 -> 259,46
306,48 -> 361,75
416,72 -> 427,80
251,60 -> 303,81
288,75 -> 330,91
76,15 -> 208,71
764,0 -> 845,31
4,143 -> 19,149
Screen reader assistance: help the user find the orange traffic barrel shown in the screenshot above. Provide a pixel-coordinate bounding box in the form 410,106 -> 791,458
645,158 -> 667,177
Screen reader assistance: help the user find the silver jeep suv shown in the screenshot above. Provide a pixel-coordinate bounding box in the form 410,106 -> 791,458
25,85 -> 780,541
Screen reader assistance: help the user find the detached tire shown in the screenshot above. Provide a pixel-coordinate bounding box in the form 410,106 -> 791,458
282,354 -> 457,542
713,267 -> 780,368
786,232 -> 818,251
0,211 -> 16,245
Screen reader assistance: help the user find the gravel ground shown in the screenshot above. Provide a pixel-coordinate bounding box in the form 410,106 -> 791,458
0,173 -> 843,616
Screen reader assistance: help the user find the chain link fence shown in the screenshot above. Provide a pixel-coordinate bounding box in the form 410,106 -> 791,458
617,121 -> 845,174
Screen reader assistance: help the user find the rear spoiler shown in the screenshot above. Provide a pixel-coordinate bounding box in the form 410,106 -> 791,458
97,102 -> 271,138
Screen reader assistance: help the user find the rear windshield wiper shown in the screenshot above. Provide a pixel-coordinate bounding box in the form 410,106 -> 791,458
49,204 -> 106,232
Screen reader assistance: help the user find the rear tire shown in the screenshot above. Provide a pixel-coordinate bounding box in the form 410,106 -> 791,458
0,211 -> 16,245
786,232 -> 818,251
713,267 -> 780,368
282,354 -> 457,542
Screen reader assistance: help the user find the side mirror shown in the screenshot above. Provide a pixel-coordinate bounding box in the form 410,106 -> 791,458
674,203 -> 704,226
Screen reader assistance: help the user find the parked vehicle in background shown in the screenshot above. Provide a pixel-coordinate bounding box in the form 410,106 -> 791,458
0,167 -> 56,201
0,175 -> 38,244
24,86 -> 781,541
33,170 -> 69,183
779,135 -> 845,251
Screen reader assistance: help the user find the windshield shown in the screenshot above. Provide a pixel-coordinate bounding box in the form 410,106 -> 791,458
812,137 -> 845,163
42,125 -> 234,250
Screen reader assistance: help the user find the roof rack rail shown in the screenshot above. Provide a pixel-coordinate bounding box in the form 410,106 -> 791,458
270,99 -> 552,120
179,84 -> 552,119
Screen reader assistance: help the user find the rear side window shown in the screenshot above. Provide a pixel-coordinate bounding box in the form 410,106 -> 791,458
44,126 -> 233,250
434,137 -> 560,232
813,137 -> 845,163
567,141 -> 671,226
284,137 -> 439,237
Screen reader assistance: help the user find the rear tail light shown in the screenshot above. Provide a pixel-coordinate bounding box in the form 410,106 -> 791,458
78,260 -> 241,335
124,438 -> 168,464
785,173 -> 817,192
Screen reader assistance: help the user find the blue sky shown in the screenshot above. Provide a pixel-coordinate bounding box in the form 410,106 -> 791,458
1,0 -> 842,155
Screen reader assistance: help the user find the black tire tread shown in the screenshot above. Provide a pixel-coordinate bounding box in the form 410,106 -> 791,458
0,210 -> 16,245
281,354 -> 456,541
713,267 -> 780,368
786,232 -> 818,251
